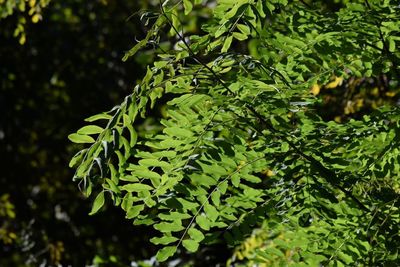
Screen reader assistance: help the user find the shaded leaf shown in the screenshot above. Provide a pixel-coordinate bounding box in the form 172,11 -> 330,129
156,246 -> 177,262
89,191 -> 105,215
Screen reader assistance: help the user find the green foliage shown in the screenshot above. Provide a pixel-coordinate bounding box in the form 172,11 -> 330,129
70,0 -> 400,265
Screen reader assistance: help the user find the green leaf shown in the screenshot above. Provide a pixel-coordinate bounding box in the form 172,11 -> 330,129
134,169 -> 161,187
215,25 -> 227,38
182,239 -> 199,252
156,246 -> 177,262
153,151 -> 177,158
119,175 -> 139,182
150,236 -> 179,245
388,37 -> 395,52
183,0 -> 193,15
211,190 -> 221,207
233,32 -> 248,41
154,60 -> 168,69
126,204 -> 144,219
69,149 -> 86,168
204,203 -> 219,221
281,142 -> 289,152
139,159 -> 172,170
221,35 -> 233,53
133,217 -> 155,226
198,162 -> 227,176
104,178 -> 120,194
176,198 -> 199,210
89,191 -> 105,215
123,113 -> 131,126
231,173 -> 240,187
77,125 -> 104,135
164,127 -> 193,138
120,183 -> 153,192
68,133 -> 96,144
337,251 -> 354,264
256,0 -> 266,17
127,124 -> 137,147
188,227 -> 205,242
196,214 -> 211,230
159,212 -> 192,221
242,174 -> 261,183
122,39 -> 147,62
144,196 -> 157,207
84,113 -> 112,122
237,24 -> 250,35
134,169 -> 162,180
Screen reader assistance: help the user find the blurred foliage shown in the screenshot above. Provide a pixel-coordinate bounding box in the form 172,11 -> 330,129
0,0 -> 162,266
315,75 -> 400,122
0,0 -> 51,44
0,194 -> 17,245
309,0 -> 400,123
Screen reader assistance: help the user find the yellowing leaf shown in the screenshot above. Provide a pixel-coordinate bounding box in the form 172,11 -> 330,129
325,76 -> 343,89
311,84 -> 320,95
31,14 -> 41,23
386,91 -> 396,97
19,35 -> 26,45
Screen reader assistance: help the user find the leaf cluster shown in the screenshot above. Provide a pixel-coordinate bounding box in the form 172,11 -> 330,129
69,0 -> 400,265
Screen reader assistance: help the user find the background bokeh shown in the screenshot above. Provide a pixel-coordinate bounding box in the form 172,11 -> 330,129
0,1 -> 157,266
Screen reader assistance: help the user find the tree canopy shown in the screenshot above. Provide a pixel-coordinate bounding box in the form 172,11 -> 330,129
2,0 -> 400,266
69,0 -> 400,266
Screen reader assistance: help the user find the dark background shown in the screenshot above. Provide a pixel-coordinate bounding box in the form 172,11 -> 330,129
0,1 -> 156,266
